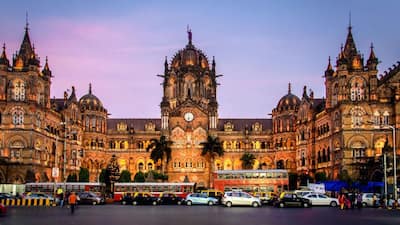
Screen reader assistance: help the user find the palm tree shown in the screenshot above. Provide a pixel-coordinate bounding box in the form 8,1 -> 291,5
146,135 -> 173,174
240,152 -> 256,169
200,135 -> 224,188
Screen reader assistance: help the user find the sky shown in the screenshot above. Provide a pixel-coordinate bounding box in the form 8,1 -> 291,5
0,0 -> 399,118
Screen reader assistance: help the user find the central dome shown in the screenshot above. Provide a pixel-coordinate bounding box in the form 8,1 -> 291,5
79,84 -> 104,111
170,30 -> 209,69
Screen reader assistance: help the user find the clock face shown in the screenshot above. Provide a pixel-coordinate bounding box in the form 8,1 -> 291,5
184,112 -> 194,122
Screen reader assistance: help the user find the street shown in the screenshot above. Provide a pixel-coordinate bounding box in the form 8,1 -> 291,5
1,205 -> 399,225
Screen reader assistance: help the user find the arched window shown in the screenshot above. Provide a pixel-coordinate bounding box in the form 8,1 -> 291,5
383,111 -> 389,125
138,162 -> 144,171
12,109 -> 24,125
350,78 -> 365,101
13,80 -> 25,101
327,147 -> 331,161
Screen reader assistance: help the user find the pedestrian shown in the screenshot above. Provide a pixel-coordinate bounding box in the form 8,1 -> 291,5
356,192 -> 362,209
338,193 -> 345,210
68,192 -> 77,214
59,192 -> 64,208
372,193 -> 377,208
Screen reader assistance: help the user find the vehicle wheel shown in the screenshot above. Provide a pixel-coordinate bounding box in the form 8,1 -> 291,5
186,200 -> 192,206
177,201 -> 182,205
330,201 -> 338,207
303,202 -> 309,208
279,202 -> 285,208
92,201 -> 97,206
252,202 -> 259,208
133,201 -> 138,206
226,201 -> 232,207
362,202 -> 368,207
208,201 -> 213,206
152,201 -> 157,206
122,201 -> 126,205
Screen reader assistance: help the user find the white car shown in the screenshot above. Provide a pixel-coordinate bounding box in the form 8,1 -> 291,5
303,193 -> 338,207
361,193 -> 380,207
222,191 -> 261,207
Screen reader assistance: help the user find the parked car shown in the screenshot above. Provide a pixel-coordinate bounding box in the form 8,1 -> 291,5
361,193 -> 380,207
200,190 -> 224,203
0,203 -> 6,216
252,191 -> 277,205
303,193 -> 338,207
131,192 -> 158,206
294,190 -> 317,197
275,192 -> 311,208
222,191 -> 262,207
185,193 -> 218,206
157,192 -> 183,205
24,192 -> 54,202
121,192 -> 135,205
0,193 -> 15,200
77,192 -> 104,205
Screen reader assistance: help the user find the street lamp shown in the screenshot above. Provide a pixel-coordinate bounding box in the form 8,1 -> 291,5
384,125 -> 397,200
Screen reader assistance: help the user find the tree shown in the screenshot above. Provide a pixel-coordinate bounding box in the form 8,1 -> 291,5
200,135 -> 224,188
119,170 -> 132,182
79,167 -> 90,182
315,172 -> 327,182
240,152 -> 256,169
99,169 -> 108,183
133,171 -> 145,182
67,173 -> 77,182
146,135 -> 173,174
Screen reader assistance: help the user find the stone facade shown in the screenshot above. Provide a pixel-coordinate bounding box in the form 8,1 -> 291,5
0,24 -> 399,188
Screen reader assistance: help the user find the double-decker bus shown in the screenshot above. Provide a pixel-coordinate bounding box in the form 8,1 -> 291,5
25,182 -> 105,195
113,182 -> 196,201
213,170 -> 289,193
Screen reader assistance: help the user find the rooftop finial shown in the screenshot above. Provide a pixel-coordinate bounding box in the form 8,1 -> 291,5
89,83 -> 92,94
327,56 -> 332,70
25,11 -> 29,31
288,83 -> 291,94
348,11 -> 352,31
187,25 -> 192,44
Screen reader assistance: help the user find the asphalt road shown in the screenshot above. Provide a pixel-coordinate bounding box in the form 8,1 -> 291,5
1,205 -> 399,225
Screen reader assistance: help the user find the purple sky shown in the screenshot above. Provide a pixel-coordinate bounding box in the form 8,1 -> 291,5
1,0 -> 399,118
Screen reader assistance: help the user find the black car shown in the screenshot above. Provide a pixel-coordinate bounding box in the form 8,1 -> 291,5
121,192 -> 135,205
157,192 -> 183,205
125,192 -> 158,206
77,192 -> 104,205
275,192 -> 311,208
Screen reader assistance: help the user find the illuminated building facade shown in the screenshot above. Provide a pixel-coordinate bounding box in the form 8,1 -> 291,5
0,23 -> 399,188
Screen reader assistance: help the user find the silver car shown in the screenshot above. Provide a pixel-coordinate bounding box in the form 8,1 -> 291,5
222,191 -> 261,207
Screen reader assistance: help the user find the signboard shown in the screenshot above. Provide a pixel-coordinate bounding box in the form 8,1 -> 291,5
308,183 -> 325,193
52,167 -> 59,178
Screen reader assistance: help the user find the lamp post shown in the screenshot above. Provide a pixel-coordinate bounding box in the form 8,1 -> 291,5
60,119 -> 67,183
385,125 -> 397,200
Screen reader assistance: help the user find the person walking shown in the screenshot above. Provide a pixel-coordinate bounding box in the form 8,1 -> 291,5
68,192 -> 77,214
356,192 -> 363,209
338,193 -> 345,210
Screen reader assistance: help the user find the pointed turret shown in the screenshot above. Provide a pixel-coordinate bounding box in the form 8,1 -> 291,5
302,85 -> 308,99
68,86 -> 78,103
212,56 -> 216,73
0,43 -> 10,68
325,56 -> 334,77
42,56 -> 52,77
18,23 -> 34,64
367,43 -> 379,71
343,25 -> 358,59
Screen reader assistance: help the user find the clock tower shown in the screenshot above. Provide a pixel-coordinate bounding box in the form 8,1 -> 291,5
159,29 -> 220,184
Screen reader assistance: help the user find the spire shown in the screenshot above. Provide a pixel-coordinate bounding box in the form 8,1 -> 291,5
302,85 -> 308,98
288,83 -> 291,94
89,83 -> 92,94
0,43 -> 10,66
325,56 -> 334,77
367,43 -> 379,70
18,16 -> 34,65
212,56 -> 216,73
164,56 -> 168,74
343,20 -> 358,59
42,56 -> 52,77
68,86 -> 78,103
